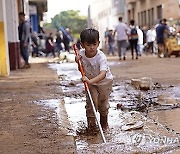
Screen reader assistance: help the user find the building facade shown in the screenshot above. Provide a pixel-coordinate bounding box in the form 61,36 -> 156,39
89,0 -> 180,48
126,0 -> 180,28
0,0 -> 47,76
88,0 -> 126,49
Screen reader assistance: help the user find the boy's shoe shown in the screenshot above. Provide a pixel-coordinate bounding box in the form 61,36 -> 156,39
100,115 -> 108,131
87,126 -> 99,135
87,117 -> 98,135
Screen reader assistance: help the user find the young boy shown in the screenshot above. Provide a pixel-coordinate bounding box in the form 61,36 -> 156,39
75,28 -> 113,131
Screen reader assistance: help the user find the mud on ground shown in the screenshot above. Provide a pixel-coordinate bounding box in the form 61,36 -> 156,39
0,55 -> 180,153
0,63 -> 76,154
59,54 -> 180,153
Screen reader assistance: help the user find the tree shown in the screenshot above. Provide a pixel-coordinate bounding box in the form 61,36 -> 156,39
45,10 -> 87,36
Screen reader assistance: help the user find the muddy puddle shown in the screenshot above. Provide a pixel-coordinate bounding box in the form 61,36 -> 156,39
39,62 -> 180,153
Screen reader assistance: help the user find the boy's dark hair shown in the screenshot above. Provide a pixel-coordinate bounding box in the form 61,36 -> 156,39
80,28 -> 99,44
19,12 -> 25,16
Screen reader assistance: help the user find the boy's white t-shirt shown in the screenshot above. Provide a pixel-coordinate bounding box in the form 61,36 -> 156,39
79,49 -> 113,85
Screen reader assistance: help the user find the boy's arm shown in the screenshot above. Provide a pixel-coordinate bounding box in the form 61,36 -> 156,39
82,70 -> 106,85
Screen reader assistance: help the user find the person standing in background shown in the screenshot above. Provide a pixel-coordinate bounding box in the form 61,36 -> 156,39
63,28 -> 73,52
156,18 -> 169,57
55,31 -> 63,56
31,32 -> 39,57
18,12 -> 31,68
114,17 -> 129,60
137,26 -> 144,56
45,33 -> 55,57
129,19 -> 139,60
106,29 -> 115,56
142,25 -> 148,45
146,26 -> 156,54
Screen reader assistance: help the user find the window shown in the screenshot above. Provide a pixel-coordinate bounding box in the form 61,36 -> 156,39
144,11 -> 146,25
151,8 -> 154,25
157,5 -> 162,21
148,9 -> 150,26
141,11 -> 143,25
128,10 -> 131,24
138,12 -> 141,26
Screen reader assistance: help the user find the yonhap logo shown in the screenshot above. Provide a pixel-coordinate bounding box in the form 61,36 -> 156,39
131,133 -> 146,146
131,133 -> 180,146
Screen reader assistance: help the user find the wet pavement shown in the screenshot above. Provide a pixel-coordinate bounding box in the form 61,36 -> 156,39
0,62 -> 77,154
38,61 -> 180,153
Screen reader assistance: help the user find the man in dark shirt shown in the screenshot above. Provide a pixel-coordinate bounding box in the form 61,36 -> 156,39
18,12 -> 31,68
156,18 -> 169,57
106,29 -> 115,56
55,31 -> 63,56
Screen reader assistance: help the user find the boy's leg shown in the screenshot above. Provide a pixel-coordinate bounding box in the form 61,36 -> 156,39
85,85 -> 98,131
97,80 -> 113,130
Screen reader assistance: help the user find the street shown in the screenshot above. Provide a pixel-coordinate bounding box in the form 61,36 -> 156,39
0,53 -> 180,153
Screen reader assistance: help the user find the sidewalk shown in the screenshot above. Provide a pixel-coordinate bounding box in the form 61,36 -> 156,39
0,58 -> 76,154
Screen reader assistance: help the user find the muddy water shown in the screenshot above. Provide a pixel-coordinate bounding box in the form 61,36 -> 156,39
148,86 -> 180,133
47,62 -> 180,153
149,109 -> 180,132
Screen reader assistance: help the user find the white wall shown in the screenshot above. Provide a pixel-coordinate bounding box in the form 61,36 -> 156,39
89,0 -> 126,49
90,0 -> 112,49
6,0 -> 19,42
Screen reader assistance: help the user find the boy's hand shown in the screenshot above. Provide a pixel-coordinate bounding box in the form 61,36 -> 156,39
75,54 -> 82,63
75,55 -> 83,71
81,76 -> 91,84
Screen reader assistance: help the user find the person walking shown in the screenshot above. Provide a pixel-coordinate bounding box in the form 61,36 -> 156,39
18,12 -> 31,68
155,18 -> 169,57
114,17 -> 129,60
63,28 -> 73,52
129,19 -> 139,59
146,26 -> 156,54
55,31 -> 63,56
75,28 -> 113,132
45,33 -> 55,57
106,29 -> 115,56
31,32 -> 39,57
137,26 -> 144,56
